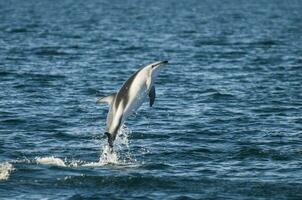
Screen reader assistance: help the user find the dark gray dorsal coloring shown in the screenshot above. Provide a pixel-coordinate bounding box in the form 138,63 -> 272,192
114,69 -> 141,110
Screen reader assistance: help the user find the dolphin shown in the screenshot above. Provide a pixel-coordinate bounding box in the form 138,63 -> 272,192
97,60 -> 168,151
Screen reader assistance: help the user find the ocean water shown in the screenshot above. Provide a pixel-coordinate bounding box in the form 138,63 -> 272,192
1,0 -> 302,199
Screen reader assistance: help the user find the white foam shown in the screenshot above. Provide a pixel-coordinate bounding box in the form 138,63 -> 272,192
0,162 -> 14,181
99,144 -> 119,165
36,156 -> 66,167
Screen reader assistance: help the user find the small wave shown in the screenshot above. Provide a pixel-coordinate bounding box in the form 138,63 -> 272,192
231,39 -> 282,47
203,91 -> 235,100
35,49 -> 69,56
122,46 -> 144,51
0,70 -> 12,77
234,146 -> 290,161
251,39 -> 281,46
0,118 -> 27,125
0,162 -> 14,181
199,88 -> 235,100
6,27 -> 29,33
31,47 -> 70,56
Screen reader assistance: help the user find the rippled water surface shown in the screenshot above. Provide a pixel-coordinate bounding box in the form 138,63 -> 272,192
1,0 -> 302,199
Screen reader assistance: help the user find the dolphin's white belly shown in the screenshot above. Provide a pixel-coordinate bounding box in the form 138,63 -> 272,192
107,69 -> 150,134
122,83 -> 148,123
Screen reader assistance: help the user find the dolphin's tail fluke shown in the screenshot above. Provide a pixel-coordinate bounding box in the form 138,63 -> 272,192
104,132 -> 114,152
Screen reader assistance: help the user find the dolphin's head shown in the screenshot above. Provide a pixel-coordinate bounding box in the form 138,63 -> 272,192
149,60 -> 168,78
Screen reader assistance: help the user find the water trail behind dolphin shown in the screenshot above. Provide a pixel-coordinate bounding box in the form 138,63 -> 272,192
0,126 -> 136,175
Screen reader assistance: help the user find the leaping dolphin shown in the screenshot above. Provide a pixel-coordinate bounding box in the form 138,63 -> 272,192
97,60 -> 168,151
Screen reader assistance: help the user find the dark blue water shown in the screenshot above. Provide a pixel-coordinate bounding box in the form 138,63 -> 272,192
1,0 -> 302,199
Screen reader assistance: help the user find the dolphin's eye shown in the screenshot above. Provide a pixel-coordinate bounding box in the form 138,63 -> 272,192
151,65 -> 155,68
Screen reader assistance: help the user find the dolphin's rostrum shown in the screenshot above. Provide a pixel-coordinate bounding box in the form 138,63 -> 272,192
97,61 -> 168,151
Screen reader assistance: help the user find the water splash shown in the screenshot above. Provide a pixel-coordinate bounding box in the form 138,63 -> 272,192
11,126 -> 136,169
0,162 -> 14,181
36,156 -> 66,167
99,125 -> 136,165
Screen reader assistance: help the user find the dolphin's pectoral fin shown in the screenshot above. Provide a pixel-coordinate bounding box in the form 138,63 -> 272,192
97,93 -> 117,105
148,86 -> 156,107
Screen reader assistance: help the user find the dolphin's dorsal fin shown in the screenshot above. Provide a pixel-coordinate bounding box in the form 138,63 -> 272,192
149,86 -> 156,107
97,93 -> 116,105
